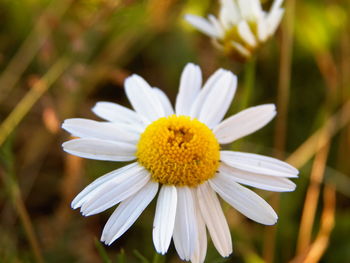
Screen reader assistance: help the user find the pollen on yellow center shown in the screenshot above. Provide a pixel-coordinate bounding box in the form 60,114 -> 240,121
136,115 -> 220,187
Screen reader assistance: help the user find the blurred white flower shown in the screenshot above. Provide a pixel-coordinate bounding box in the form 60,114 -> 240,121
185,0 -> 285,59
62,63 -> 298,263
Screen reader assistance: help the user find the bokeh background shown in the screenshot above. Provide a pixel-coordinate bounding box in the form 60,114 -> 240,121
0,0 -> 349,262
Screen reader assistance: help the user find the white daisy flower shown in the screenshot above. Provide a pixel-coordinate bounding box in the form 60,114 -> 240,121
62,63 -> 298,263
185,0 -> 285,59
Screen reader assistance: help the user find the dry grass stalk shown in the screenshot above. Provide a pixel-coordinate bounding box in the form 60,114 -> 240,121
290,184 -> 336,263
54,154 -> 84,233
296,141 -> 330,254
286,100 -> 350,169
0,58 -> 69,146
264,0 -> 296,261
0,0 -> 73,103
0,167 -> 44,263
304,184 -> 336,263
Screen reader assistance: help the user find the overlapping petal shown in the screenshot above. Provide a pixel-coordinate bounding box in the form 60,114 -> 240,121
152,88 -> 174,116
196,70 -> 237,128
190,196 -> 207,263
210,173 -> 278,225
184,15 -> 221,38
173,187 -> 198,261
71,163 -> 139,209
153,185 -> 177,254
219,163 -> 296,192
79,166 -> 150,216
197,182 -> 232,257
62,138 -> 136,162
219,0 -> 241,27
92,101 -> 144,127
175,63 -> 202,115
101,181 -> 158,245
125,74 -> 165,123
220,150 -> 298,178
190,68 -> 226,118
62,118 -> 140,143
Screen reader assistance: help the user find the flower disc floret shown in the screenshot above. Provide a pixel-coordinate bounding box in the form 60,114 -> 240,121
137,115 -> 220,187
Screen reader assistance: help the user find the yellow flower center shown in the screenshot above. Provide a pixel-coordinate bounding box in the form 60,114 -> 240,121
136,115 -> 220,187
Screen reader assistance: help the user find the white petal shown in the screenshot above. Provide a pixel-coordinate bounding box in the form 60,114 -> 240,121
197,183 -> 232,257
62,118 -> 139,143
191,194 -> 207,263
267,8 -> 284,36
62,138 -> 136,162
210,173 -> 278,225
173,187 -> 197,261
219,163 -> 296,192
190,69 -> 227,118
213,104 -> 276,144
271,0 -> 284,11
198,71 -> 237,128
153,186 -> 177,254
125,74 -> 165,123
71,163 -> 138,209
219,0 -> 241,28
238,0 -> 263,20
175,63 -> 202,115
80,167 -> 150,216
208,15 -> 225,38
101,180 -> 158,245
257,17 -> 269,42
152,88 -> 174,116
184,14 -> 220,38
237,20 -> 257,47
220,150 -> 299,178
231,41 -> 252,58
92,102 -> 144,129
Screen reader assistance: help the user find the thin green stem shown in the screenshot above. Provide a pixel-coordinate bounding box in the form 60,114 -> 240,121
1,142 -> 44,263
94,238 -> 112,263
240,57 -> 256,110
152,252 -> 164,263
133,250 -> 150,263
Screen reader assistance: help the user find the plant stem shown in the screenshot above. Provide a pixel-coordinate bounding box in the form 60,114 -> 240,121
0,58 -> 69,146
264,0 -> 296,262
240,56 -> 256,110
1,143 -> 44,263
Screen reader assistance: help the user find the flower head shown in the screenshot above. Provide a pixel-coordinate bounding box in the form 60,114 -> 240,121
62,63 -> 298,263
185,0 -> 285,59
